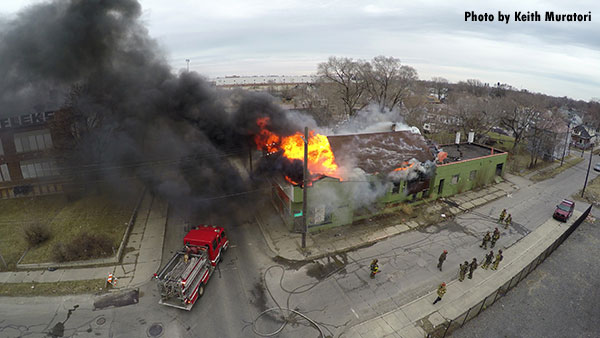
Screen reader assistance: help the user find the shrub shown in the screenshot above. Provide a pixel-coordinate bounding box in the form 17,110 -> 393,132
23,223 -> 51,247
400,204 -> 413,216
52,232 -> 114,262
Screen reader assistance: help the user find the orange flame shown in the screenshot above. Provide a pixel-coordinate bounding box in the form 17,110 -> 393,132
393,161 -> 414,172
254,117 -> 342,183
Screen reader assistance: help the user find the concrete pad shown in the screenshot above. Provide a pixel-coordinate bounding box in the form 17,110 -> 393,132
21,271 -> 43,283
126,233 -> 143,248
381,310 -> 411,329
401,299 -> 436,322
137,247 -> 162,262
393,224 -> 410,233
398,325 -> 427,338
38,270 -> 65,283
116,264 -> 136,277
61,267 -> 108,281
382,226 -> 399,237
428,311 -> 446,327
405,221 -> 419,229
448,207 -> 461,215
462,202 -> 475,209
366,230 -> 389,242
0,272 -> 11,283
131,261 -> 160,285
471,198 -> 487,206
6,272 -> 27,283
122,252 -> 139,265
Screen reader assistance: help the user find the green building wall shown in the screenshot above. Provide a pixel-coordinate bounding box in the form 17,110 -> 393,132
429,152 -> 508,199
277,151 -> 508,232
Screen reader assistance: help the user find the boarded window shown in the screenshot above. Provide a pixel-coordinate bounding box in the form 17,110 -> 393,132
470,170 -> 477,180
19,159 -> 59,179
13,129 -> 53,153
0,164 -> 10,182
392,182 -> 401,194
451,174 -> 459,184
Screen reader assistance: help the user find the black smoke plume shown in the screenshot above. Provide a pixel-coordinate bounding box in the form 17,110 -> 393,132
0,0 -> 308,217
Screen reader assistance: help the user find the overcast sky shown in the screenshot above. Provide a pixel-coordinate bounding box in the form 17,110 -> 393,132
3,0 -> 599,101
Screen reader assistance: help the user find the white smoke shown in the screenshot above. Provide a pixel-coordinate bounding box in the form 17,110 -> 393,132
387,158 -> 436,182
331,104 -> 418,135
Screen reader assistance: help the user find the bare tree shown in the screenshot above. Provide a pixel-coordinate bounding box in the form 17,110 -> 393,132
430,77 -> 449,102
317,57 -> 367,118
359,56 -> 418,112
290,83 -> 336,125
496,93 -> 542,152
458,79 -> 488,97
451,95 -> 495,137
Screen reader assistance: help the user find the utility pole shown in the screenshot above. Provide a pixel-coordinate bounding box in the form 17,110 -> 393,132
560,121 -> 571,166
581,143 -> 594,198
301,127 -> 309,249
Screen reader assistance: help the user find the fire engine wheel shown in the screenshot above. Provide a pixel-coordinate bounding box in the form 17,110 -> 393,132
198,285 -> 205,298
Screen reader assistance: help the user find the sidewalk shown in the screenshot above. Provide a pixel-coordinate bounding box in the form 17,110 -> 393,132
0,192 -> 168,289
344,210 -> 582,338
256,179 -> 518,261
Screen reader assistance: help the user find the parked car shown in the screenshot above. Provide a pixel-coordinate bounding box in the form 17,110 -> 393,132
553,199 -> 575,222
594,163 -> 600,172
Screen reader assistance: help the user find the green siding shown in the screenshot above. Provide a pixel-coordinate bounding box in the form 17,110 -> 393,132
430,153 -> 508,199
275,152 -> 508,232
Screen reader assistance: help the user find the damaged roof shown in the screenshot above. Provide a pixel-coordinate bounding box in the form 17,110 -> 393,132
327,131 -> 434,175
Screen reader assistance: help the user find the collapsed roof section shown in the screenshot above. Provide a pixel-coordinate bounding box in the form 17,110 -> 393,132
327,131 -> 435,175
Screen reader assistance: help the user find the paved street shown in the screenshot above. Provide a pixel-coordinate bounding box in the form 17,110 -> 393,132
0,153 -> 598,338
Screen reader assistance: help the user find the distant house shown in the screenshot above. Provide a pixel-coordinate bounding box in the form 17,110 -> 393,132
571,125 -> 596,150
527,113 -> 570,161
422,104 -> 461,133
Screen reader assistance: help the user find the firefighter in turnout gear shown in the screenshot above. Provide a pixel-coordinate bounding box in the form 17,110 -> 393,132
482,250 -> 494,269
459,261 -> 469,282
499,209 -> 507,223
468,258 -> 478,279
437,250 -> 448,271
491,228 -> 500,248
370,259 -> 379,278
433,282 -> 447,304
504,214 -> 512,229
491,250 -> 503,270
480,232 -> 491,249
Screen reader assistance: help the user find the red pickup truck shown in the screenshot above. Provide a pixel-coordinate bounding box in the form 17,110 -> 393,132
155,225 -> 229,310
553,199 -> 575,222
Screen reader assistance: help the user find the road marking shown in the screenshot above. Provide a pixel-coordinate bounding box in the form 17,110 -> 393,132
351,308 -> 359,319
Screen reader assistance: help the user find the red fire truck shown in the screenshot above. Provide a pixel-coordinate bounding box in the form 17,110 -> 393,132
155,225 -> 229,310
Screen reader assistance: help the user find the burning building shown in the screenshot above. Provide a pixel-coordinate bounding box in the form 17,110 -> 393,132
264,128 -> 507,232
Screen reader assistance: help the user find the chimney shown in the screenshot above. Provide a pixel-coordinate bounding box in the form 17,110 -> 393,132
455,132 -> 461,144
468,131 -> 474,143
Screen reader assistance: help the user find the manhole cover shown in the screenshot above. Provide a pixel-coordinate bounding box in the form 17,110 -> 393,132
96,317 -> 106,326
148,323 -> 163,337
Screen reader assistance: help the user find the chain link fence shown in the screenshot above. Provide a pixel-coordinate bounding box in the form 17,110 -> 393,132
427,204 -> 592,338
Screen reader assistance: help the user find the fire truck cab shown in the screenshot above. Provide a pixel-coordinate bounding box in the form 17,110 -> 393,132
183,225 -> 229,266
